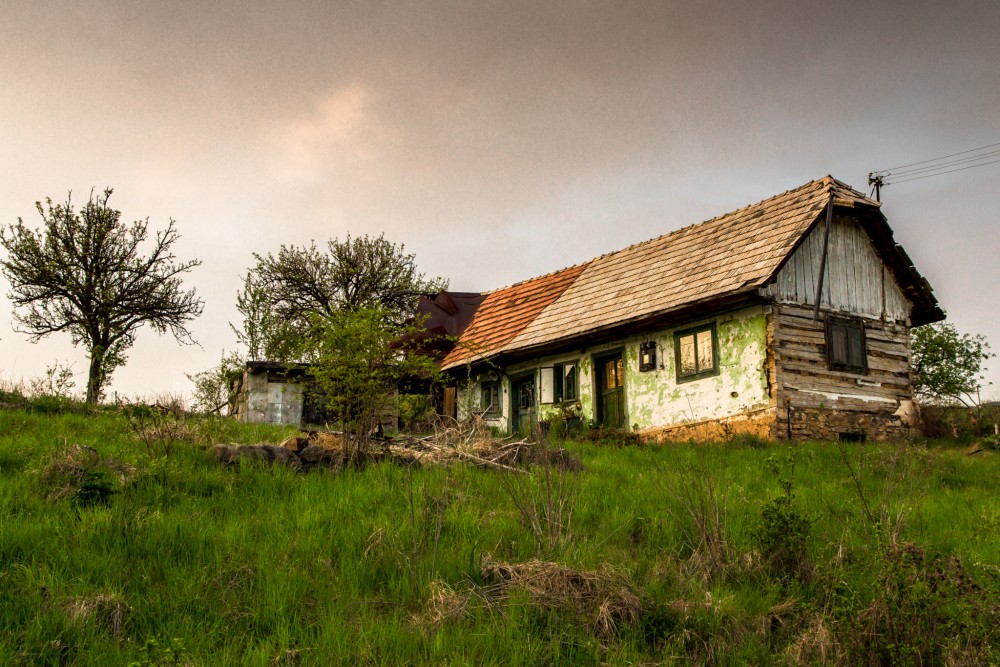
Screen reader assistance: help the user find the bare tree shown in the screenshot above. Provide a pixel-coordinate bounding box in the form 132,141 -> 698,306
0,189 -> 204,404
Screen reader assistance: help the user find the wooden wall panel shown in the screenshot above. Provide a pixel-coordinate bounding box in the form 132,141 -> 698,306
772,304 -> 915,440
769,215 -> 910,322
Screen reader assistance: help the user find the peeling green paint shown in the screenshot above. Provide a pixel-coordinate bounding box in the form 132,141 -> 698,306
456,306 -> 770,435
625,306 -> 769,430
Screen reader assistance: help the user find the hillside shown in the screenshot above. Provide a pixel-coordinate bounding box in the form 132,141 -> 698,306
1,405 -> 998,665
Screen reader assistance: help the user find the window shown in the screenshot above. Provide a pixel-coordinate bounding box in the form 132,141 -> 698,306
539,361 -> 579,403
826,317 -> 867,373
674,323 -> 718,382
481,381 -> 500,416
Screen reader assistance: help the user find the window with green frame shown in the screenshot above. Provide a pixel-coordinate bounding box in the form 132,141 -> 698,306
674,322 -> 718,382
481,381 -> 501,416
539,361 -> 579,403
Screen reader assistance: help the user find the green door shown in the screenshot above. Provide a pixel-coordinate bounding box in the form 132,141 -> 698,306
595,353 -> 626,428
511,375 -> 536,435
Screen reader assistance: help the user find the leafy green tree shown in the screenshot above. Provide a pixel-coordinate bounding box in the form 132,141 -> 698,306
0,189 -> 203,404
186,350 -> 245,415
297,307 -> 439,456
234,234 -> 446,360
229,272 -> 278,361
911,322 -> 993,408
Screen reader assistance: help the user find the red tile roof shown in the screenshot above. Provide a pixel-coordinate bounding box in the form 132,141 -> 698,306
440,262 -> 590,368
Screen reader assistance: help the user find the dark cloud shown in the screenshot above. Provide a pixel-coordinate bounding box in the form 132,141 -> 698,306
1,0 -> 998,396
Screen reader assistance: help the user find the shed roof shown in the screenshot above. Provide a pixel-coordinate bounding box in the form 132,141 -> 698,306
441,176 -> 939,370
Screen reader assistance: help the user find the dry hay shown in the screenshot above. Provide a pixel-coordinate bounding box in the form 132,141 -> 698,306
306,430 -> 344,450
414,556 -> 641,639
62,593 -> 130,638
782,614 -> 836,666
413,579 -> 481,630
215,417 -> 582,474
37,444 -> 136,501
389,417 -> 582,473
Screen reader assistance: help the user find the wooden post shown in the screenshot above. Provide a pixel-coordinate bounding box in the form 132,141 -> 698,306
813,197 -> 834,321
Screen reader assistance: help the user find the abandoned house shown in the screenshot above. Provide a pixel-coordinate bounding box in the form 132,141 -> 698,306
420,176 -> 944,441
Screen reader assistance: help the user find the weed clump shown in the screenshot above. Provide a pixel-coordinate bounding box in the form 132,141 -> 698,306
842,542 -> 999,666
37,443 -> 134,503
753,454 -> 813,581
62,593 -> 130,638
416,557 -> 642,641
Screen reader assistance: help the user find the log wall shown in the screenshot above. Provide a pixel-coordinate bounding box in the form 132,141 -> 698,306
772,304 -> 916,441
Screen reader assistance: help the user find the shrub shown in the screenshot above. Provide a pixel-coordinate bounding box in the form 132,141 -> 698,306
753,454 -> 812,580
843,542 -> 1000,666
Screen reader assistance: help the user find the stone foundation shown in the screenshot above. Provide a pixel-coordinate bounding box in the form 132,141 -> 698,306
639,409 -> 776,443
774,407 -> 911,442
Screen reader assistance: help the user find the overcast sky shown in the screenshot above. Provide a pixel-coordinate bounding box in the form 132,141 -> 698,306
1,0 -> 998,401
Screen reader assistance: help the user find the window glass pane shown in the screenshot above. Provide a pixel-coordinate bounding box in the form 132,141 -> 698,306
563,364 -> 578,400
848,326 -> 865,368
696,330 -> 714,371
482,383 -> 499,413
679,335 -> 697,375
615,358 -> 624,387
831,325 -> 848,366
519,383 -> 533,409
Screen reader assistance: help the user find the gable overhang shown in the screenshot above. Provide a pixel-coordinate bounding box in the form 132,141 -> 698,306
763,196 -> 944,327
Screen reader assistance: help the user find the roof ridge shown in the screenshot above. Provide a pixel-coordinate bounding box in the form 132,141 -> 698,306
478,259 -> 593,296
572,176 -> 864,266
477,176 -> 873,296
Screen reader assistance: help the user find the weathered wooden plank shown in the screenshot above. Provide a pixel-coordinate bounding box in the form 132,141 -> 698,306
780,361 -> 910,388
866,339 -> 909,356
782,391 -> 898,413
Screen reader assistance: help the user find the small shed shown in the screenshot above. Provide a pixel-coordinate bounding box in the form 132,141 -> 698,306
231,361 -> 314,426
231,361 -> 400,434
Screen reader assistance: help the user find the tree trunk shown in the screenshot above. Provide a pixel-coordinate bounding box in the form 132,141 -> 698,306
86,348 -> 104,405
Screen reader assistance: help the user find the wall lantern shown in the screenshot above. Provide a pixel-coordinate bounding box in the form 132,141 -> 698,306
639,341 -> 657,372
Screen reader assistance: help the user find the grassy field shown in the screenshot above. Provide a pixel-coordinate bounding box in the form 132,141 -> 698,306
0,402 -> 998,665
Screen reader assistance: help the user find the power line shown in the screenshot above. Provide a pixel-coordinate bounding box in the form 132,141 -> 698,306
880,141 -> 1000,172
869,140 -> 1000,197
883,157 -> 1000,185
885,148 -> 1000,178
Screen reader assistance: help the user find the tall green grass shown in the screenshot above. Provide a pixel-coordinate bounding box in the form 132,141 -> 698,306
1,406 -> 997,665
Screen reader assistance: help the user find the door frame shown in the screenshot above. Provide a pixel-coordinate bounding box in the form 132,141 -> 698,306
593,349 -> 627,429
509,372 -> 536,434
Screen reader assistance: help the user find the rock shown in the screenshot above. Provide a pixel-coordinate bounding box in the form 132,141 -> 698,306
213,443 -> 302,471
212,444 -> 238,466
258,444 -> 302,471
279,436 -> 309,454
297,444 -> 341,470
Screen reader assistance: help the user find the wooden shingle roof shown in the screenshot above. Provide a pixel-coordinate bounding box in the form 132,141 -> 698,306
442,177 -> 884,370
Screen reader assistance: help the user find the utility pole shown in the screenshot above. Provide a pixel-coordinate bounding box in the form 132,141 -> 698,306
867,172 -> 884,202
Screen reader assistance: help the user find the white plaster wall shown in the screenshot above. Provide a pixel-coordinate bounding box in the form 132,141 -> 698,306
456,374 -> 509,429
624,306 -> 771,430
456,305 -> 771,434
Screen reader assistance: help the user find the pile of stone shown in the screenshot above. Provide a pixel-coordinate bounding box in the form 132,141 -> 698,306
212,427 -> 581,473
211,432 -> 401,472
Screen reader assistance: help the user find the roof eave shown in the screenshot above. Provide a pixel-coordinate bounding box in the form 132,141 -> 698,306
442,287 -> 764,374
